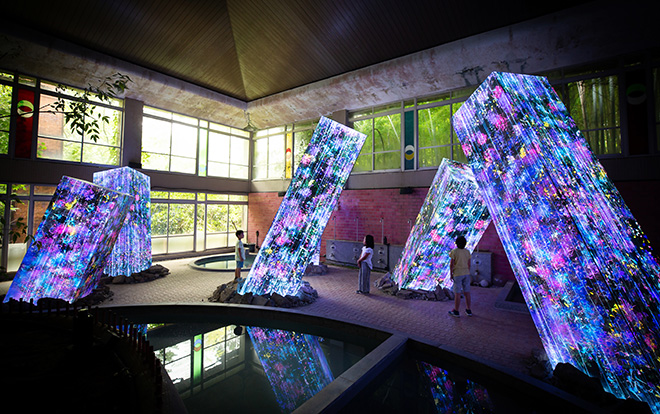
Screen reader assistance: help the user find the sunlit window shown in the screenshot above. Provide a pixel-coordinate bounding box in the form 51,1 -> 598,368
35,81 -> 123,165
352,107 -> 402,172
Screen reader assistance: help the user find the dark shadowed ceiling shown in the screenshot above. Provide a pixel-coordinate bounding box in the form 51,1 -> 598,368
4,0 -> 590,102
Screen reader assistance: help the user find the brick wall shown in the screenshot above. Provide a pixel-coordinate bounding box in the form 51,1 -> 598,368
247,187 -> 518,283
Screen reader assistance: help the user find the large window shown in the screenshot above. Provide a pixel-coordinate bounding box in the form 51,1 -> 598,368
37,81 -> 123,165
415,89 -> 473,168
151,191 -> 248,255
0,72 -> 12,155
0,183 -> 57,272
565,75 -> 620,155
142,107 -> 250,178
351,104 -> 402,172
253,126 -> 286,180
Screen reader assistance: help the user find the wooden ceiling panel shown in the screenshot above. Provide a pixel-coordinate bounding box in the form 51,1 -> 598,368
3,0 -> 589,101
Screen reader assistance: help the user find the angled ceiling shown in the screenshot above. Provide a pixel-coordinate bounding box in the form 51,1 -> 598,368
4,0 -> 589,102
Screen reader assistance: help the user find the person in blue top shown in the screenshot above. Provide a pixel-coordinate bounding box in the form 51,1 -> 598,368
235,229 -> 245,281
356,234 -> 374,294
448,235 -> 473,317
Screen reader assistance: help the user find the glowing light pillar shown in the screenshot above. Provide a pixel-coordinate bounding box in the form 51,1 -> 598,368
240,116 -> 366,297
93,166 -> 152,276
4,176 -> 133,304
391,159 -> 491,290
247,326 -> 334,412
453,71 -> 660,411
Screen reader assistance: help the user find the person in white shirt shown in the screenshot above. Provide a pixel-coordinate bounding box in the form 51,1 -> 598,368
448,235 -> 473,317
235,230 -> 245,281
356,234 -> 374,294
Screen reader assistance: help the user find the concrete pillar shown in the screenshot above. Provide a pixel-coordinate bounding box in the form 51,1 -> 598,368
122,98 -> 143,167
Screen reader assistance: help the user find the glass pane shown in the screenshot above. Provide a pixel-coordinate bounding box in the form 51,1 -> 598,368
293,129 -> 313,170
204,327 -> 227,346
228,195 -> 248,202
207,204 -> 228,232
8,199 -> 30,272
198,129 -> 208,176
172,123 -> 198,158
152,237 -> 167,255
352,119 -> 373,153
172,113 -> 197,126
144,106 -> 172,119
82,144 -> 120,165
268,135 -> 285,178
37,137 -> 82,162
151,191 -> 169,199
228,204 -> 245,232
32,201 -> 50,235
418,105 -> 451,147
230,136 -> 249,166
168,235 -> 194,253
142,152 -> 170,171
0,84 -> 11,155
583,128 -> 621,155
84,106 -> 122,146
151,203 -> 169,236
208,131 -> 230,162
204,341 -> 225,372
196,205 -> 205,252
419,146 -> 451,168
168,204 -> 195,235
568,76 -> 619,131
38,96 -> 82,141
374,151 -> 401,170
34,185 -> 56,196
353,154 -> 372,172
170,156 -> 196,174
208,161 -> 230,178
142,117 -> 171,153
453,144 -> 468,163
206,233 -> 228,249
11,184 -> 30,196
373,114 -> 401,152
230,164 -> 248,180
417,92 -> 451,106
207,194 -> 229,201
170,192 -> 195,200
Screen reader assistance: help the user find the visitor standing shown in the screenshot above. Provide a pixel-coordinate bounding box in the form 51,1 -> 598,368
356,234 -> 374,294
448,235 -> 473,317
235,230 -> 245,281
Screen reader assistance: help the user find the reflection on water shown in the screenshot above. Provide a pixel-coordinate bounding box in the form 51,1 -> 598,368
194,254 -> 255,270
148,323 -> 370,413
247,326 -> 334,412
418,361 -> 495,414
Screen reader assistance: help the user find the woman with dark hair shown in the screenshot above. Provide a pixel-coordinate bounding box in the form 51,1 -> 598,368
356,234 -> 374,294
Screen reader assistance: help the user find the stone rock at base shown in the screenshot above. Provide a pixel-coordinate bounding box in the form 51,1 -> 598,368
396,289 -> 414,299
270,292 -> 288,307
240,292 -> 254,304
434,285 -> 447,301
251,295 -> 269,306
443,287 -> 455,300
229,293 -> 243,304
112,275 -> 126,284
219,287 -> 235,302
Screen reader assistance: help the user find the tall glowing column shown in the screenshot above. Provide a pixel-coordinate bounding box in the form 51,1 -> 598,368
247,326 -> 334,412
240,116 -> 366,297
93,166 -> 151,276
453,71 -> 660,411
391,159 -> 490,290
4,176 -> 133,303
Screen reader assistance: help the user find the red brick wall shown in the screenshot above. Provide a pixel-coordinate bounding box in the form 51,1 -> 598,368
247,187 -> 517,283
247,180 -> 660,284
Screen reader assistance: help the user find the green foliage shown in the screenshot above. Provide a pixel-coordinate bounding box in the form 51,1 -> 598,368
50,73 -> 132,143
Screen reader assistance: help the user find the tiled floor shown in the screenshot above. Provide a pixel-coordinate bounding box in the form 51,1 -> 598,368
99,257 -> 544,376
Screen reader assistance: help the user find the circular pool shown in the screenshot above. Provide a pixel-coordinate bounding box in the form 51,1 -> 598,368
190,253 -> 256,272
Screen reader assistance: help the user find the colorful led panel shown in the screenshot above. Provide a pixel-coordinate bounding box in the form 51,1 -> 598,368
391,158 -> 490,290
418,361 -> 494,413
453,71 -> 660,411
4,176 -> 133,304
240,116 -> 366,297
93,166 -> 152,276
247,326 -> 334,412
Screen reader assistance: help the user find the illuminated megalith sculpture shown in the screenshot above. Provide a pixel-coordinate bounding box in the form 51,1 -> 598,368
391,158 -> 491,290
93,166 -> 152,276
4,176 -> 133,304
247,326 -> 334,412
240,116 -> 366,297
453,71 -> 660,411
